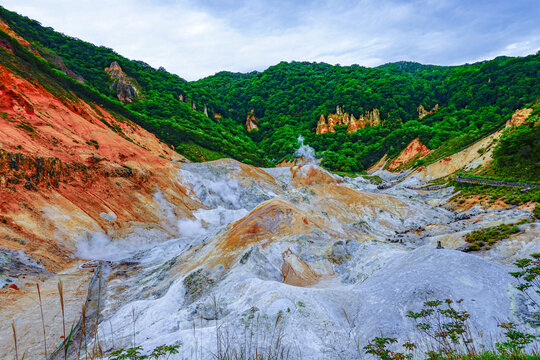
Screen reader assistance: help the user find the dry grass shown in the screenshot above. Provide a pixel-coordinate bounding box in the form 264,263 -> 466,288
37,283 -> 48,359
58,279 -> 67,360
12,321 -> 19,360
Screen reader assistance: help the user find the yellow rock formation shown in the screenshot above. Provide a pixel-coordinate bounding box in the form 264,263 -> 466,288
418,104 -> 439,119
246,109 -> 259,131
316,106 -> 380,134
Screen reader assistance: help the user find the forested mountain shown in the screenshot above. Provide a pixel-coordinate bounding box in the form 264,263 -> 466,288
193,57 -> 539,171
1,5 -> 538,175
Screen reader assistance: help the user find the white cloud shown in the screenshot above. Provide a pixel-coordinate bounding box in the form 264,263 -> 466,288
2,0 -> 539,80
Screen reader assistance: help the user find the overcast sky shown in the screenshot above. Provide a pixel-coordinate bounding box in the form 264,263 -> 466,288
2,0 -> 539,80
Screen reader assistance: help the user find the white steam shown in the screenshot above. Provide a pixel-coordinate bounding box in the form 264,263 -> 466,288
153,191 -> 177,229
177,218 -> 204,238
76,232 -> 124,261
180,168 -> 245,209
294,135 -> 316,163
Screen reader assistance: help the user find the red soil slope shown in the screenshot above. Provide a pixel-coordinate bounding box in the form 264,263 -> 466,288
0,63 -> 200,274
387,138 -> 430,170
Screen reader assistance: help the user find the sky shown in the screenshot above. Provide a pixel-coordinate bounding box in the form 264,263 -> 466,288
2,0 -> 539,81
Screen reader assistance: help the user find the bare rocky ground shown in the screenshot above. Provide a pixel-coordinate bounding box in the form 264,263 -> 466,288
2,159 -> 538,359
31,159 -> 533,360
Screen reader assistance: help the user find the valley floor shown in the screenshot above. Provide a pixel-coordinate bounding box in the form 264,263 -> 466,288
2,160 -> 539,359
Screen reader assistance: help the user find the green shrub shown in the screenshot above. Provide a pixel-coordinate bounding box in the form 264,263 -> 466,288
510,253 -> 540,309
453,184 -> 540,206
465,223 -> 522,251
533,204 -> 540,219
365,296 -> 537,360
86,139 -> 99,149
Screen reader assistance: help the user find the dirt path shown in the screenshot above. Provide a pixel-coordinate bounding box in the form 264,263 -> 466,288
455,176 -> 540,188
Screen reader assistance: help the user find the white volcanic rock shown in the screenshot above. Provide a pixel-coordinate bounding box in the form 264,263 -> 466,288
84,160 -> 539,360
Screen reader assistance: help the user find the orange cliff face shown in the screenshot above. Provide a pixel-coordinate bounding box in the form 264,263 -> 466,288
316,106 -> 380,134
505,108 -> 533,128
0,63 -> 200,274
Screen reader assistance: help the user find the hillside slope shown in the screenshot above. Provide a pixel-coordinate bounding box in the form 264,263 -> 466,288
0,20 -> 207,281
414,108 -> 533,180
193,57 -> 539,173
0,6 -> 268,166
2,5 -> 539,175
0,20 -> 214,357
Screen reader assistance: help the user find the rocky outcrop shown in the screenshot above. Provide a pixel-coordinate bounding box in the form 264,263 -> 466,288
246,109 -> 259,131
179,92 -> 215,119
281,248 -> 330,286
505,108 -> 532,128
290,164 -> 341,187
387,138 -> 430,170
316,106 -> 380,134
418,104 -> 439,119
105,61 -> 139,104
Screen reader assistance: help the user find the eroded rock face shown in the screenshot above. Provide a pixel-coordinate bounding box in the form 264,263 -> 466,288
105,61 -> 139,103
0,61 -> 193,275
246,109 -> 259,131
316,106 -> 380,133
505,108 -> 533,128
0,56 -> 203,358
418,104 -> 439,119
41,48 -> 85,83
